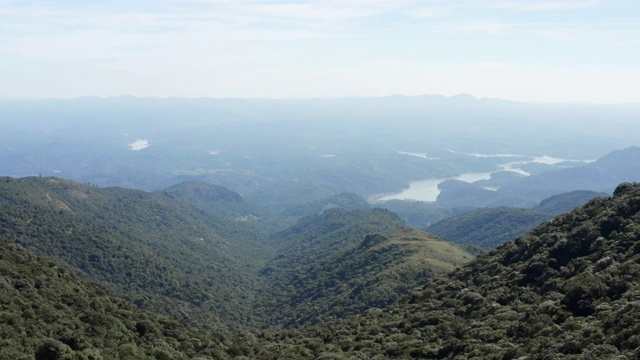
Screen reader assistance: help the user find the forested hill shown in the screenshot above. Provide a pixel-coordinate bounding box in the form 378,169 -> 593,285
258,226 -> 473,327
532,190 -> 609,215
251,182 -> 640,358
162,180 -> 270,220
266,208 -> 405,260
161,180 -> 284,235
426,190 -> 608,250
11,177 -> 640,359
0,176 -> 271,330
426,207 -> 554,249
279,192 -> 371,217
255,208 -> 474,327
0,238 -> 236,359
0,176 -> 476,332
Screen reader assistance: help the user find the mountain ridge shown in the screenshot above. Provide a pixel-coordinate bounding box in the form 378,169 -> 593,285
0,176 -> 270,330
259,225 -> 473,327
251,182 -> 640,358
0,176 -> 474,331
498,146 -> 640,200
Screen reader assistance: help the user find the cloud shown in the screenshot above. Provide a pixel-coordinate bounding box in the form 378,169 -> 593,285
453,21 -> 510,34
481,0 -> 600,12
245,3 -> 384,22
477,62 -> 507,68
1,0 -> 638,102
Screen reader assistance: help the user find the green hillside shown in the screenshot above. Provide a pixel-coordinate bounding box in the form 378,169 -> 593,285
0,238 -> 235,359
258,226 -> 473,327
280,192 -> 371,218
0,176 -> 270,330
250,182 -> 640,359
162,180 -> 283,233
245,181 -> 337,214
4,176 -> 640,358
533,189 -> 609,215
427,190 -> 608,250
162,180 -> 269,220
265,208 -> 405,256
0,177 -> 476,333
369,199 -> 455,229
426,207 -> 554,249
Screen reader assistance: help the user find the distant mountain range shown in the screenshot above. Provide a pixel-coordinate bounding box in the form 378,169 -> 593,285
435,146 -> 640,208
2,96 -> 639,207
498,146 -> 640,200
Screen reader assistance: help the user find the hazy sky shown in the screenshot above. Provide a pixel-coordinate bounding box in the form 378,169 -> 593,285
1,0 -> 639,102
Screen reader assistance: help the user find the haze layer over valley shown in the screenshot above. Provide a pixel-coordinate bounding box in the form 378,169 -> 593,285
2,96 -> 639,214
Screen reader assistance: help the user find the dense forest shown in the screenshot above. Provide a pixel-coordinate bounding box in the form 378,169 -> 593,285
0,177 -> 473,333
426,191 -> 608,250
0,177 -> 271,330
426,207 -> 554,249
0,238 -> 236,359
3,178 -> 640,358
250,182 -> 640,358
258,224 -> 472,327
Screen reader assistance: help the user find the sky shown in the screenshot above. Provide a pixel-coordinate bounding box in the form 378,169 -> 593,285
0,0 -> 639,103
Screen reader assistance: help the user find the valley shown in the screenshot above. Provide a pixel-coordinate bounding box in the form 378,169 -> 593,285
0,176 -> 476,332
1,96 -> 640,359
2,177 -> 640,358
3,1 -> 640,357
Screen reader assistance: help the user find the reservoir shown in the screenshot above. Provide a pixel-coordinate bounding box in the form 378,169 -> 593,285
378,151 -> 589,202
377,171 -> 493,202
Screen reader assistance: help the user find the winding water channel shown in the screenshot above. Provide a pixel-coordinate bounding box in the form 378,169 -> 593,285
374,151 -> 590,202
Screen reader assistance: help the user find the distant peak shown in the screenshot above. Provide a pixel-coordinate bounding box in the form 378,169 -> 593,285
449,93 -> 477,101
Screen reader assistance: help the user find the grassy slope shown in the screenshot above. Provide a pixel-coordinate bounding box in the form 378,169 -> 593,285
258,209 -> 473,327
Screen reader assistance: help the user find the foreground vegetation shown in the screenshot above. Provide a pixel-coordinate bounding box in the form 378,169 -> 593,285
0,239 -> 235,359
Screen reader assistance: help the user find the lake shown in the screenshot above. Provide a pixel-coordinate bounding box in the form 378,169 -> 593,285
377,171 -> 493,202
375,151 -> 590,202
